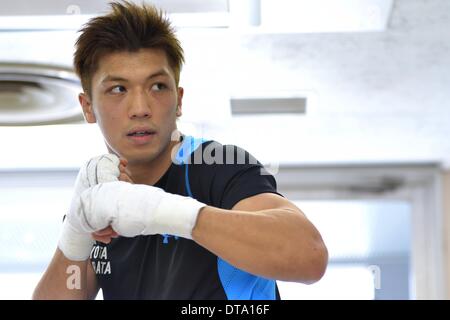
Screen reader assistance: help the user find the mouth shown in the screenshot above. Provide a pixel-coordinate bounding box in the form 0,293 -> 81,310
126,127 -> 156,144
127,130 -> 155,137
126,126 -> 156,136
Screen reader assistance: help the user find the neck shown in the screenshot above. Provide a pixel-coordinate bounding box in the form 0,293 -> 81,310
126,140 -> 180,186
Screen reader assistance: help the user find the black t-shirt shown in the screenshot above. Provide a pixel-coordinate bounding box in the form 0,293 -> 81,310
90,137 -> 282,299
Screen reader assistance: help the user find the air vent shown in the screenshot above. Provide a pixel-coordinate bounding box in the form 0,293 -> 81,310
230,96 -> 307,115
0,63 -> 84,126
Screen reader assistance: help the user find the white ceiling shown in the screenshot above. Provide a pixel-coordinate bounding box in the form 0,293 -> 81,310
0,0 -> 229,15
221,0 -> 450,168
0,0 -> 449,169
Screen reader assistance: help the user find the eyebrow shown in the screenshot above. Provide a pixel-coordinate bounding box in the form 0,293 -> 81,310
100,70 -> 170,84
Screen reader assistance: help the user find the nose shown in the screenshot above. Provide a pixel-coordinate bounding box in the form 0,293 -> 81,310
128,90 -> 151,119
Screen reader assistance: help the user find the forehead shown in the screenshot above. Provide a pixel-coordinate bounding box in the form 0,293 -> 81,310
93,48 -> 175,84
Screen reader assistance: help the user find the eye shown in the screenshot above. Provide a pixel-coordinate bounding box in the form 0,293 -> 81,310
109,85 -> 126,94
151,83 -> 167,91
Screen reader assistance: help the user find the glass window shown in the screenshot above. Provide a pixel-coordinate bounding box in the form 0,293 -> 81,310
0,186 -> 72,299
277,200 -> 412,300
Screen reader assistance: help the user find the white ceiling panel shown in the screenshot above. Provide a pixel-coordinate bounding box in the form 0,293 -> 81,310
0,0 -> 229,15
0,0 -> 449,168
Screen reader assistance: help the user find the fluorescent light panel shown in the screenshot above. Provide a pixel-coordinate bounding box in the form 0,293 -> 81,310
231,97 -> 307,115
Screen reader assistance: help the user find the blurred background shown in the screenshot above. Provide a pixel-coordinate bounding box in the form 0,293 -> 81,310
0,0 -> 449,300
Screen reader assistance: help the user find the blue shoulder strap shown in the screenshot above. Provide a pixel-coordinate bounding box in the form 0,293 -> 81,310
176,135 -> 207,199
175,135 -> 207,165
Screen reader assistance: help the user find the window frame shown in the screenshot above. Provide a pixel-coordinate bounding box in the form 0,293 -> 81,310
274,163 -> 445,299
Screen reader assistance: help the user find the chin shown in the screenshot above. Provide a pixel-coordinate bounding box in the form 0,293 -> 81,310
124,153 -> 155,164
116,136 -> 172,163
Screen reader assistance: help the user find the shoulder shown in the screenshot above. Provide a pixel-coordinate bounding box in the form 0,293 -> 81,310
190,140 -> 261,167
185,138 -> 279,209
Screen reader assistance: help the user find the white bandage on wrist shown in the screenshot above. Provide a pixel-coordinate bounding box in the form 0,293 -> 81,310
58,219 -> 94,261
79,181 -> 206,239
58,153 -> 121,261
144,191 -> 205,239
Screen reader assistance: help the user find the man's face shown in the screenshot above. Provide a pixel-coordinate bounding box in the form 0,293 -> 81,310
80,48 -> 183,165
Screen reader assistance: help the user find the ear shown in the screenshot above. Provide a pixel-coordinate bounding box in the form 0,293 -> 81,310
176,87 -> 184,117
79,93 -> 96,123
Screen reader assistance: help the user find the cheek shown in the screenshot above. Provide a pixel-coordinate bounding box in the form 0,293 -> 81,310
163,98 -> 179,117
151,101 -> 177,121
96,109 -> 122,136
106,116 -> 123,137
96,99 -> 121,121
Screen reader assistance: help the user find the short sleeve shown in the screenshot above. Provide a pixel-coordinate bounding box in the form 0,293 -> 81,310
189,141 -> 282,210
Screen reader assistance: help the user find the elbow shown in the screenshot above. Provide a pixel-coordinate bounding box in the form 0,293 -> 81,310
283,236 -> 328,284
302,239 -> 328,284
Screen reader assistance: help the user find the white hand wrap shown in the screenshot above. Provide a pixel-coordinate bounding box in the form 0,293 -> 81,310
77,181 -> 206,239
58,154 -> 121,261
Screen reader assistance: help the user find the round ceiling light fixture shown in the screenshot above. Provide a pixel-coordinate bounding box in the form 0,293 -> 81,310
0,63 -> 84,126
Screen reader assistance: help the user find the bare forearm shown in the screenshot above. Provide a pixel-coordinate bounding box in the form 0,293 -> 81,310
192,206 -> 328,283
32,249 -> 90,300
